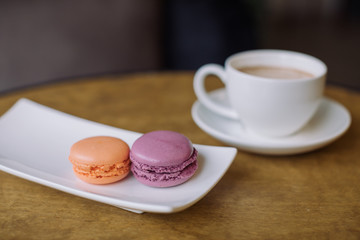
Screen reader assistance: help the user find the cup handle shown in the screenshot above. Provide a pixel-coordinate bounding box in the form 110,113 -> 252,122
194,64 -> 239,119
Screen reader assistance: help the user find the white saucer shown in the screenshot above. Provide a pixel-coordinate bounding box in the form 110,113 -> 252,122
191,89 -> 351,155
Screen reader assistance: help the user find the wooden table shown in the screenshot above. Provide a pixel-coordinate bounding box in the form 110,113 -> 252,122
0,72 -> 359,239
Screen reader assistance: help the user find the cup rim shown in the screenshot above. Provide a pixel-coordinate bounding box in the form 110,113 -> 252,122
225,49 -> 327,82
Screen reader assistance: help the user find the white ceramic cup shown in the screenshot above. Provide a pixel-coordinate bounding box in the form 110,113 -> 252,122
194,49 -> 327,137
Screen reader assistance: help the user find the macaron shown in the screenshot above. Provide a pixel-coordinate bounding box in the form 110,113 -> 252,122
130,130 -> 198,188
69,136 -> 130,184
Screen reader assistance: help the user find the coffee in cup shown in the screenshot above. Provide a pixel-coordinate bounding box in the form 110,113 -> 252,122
236,66 -> 314,79
193,49 -> 327,137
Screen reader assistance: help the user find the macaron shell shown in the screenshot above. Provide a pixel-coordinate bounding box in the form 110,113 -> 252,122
69,136 -> 129,165
73,169 -> 129,184
130,130 -> 194,166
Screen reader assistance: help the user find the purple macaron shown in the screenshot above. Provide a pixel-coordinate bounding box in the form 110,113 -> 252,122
130,130 -> 198,187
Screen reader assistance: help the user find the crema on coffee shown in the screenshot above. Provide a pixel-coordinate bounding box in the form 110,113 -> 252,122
237,66 -> 314,79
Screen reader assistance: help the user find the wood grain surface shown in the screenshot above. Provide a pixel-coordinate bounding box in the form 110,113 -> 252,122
0,72 -> 359,239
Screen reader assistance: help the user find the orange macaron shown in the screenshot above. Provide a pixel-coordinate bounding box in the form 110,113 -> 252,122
69,136 -> 130,184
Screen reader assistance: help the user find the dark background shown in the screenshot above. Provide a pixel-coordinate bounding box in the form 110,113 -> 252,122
0,0 -> 359,92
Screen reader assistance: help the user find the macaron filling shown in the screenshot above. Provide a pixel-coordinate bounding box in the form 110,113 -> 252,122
72,158 -> 130,179
131,148 -> 198,182
130,149 -> 197,174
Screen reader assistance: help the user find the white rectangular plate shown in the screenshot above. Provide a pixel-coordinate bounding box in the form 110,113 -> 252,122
0,99 -> 237,213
